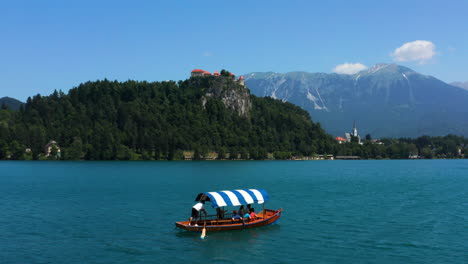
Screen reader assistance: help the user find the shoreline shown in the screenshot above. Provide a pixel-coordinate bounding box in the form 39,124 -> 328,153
1,158 -> 466,161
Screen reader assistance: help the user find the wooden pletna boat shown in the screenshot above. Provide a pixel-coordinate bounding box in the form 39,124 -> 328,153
175,189 -> 282,232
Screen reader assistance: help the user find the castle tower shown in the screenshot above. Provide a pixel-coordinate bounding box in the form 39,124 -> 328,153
238,75 -> 245,86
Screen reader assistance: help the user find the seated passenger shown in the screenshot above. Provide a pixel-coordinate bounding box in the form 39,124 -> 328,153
249,208 -> 257,220
238,205 -> 245,215
243,211 -> 251,222
231,210 -> 243,222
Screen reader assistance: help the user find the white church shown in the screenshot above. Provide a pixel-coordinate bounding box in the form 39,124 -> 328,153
344,121 -> 362,144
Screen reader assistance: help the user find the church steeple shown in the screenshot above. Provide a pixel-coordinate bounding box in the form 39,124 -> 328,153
352,120 -> 358,137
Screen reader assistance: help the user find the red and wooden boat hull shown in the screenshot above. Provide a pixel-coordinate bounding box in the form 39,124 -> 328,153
175,208 -> 282,232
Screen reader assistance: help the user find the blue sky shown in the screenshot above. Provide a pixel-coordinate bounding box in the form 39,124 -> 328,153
1,0 -> 467,101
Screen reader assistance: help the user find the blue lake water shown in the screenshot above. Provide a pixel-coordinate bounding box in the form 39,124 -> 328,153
1,160 -> 467,263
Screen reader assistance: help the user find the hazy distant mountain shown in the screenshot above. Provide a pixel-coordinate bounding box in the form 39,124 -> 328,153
0,97 -> 23,111
451,81 -> 468,91
245,64 -> 468,138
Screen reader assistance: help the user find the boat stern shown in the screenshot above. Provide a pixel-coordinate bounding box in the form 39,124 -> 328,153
175,221 -> 203,231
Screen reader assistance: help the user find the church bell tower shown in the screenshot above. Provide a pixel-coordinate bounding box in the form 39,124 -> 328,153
352,120 -> 358,137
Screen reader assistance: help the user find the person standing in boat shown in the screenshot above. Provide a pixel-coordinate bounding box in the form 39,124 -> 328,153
189,201 -> 207,226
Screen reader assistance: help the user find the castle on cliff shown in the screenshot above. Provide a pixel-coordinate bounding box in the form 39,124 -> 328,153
190,69 -> 244,86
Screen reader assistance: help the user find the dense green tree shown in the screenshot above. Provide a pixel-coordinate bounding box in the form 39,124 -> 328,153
365,134 -> 372,141
63,137 -> 84,160
49,145 -> 59,160
9,140 -> 24,160
421,147 -> 434,159
220,69 -> 230,77
0,140 -> 9,159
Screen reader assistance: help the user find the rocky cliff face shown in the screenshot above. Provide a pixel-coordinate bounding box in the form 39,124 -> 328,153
245,64 -> 468,137
192,76 -> 252,117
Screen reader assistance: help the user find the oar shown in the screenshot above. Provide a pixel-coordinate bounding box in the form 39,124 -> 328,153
200,221 -> 207,239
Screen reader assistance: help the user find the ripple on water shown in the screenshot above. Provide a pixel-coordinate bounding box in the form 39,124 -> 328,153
105,242 -> 150,256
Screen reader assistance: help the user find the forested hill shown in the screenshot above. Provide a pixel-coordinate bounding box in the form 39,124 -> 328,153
0,75 -> 334,160
0,97 -> 23,111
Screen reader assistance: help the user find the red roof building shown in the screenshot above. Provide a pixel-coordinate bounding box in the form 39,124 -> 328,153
191,69 -> 211,77
335,137 -> 347,143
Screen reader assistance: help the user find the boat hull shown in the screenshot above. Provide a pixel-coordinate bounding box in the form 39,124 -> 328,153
175,208 -> 282,232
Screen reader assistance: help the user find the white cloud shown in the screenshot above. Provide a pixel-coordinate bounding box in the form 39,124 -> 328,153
391,40 -> 436,64
332,63 -> 368,74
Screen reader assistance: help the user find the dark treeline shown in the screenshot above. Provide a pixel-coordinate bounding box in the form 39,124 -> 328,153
0,78 -> 467,160
334,135 -> 467,159
0,78 -> 334,160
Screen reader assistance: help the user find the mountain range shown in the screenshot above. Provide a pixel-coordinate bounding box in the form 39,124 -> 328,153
245,64 -> 468,138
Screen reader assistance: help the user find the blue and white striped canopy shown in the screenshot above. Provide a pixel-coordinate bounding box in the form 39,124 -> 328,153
195,189 -> 269,208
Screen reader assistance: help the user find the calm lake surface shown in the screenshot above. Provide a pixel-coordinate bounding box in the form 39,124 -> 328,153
1,160 -> 467,263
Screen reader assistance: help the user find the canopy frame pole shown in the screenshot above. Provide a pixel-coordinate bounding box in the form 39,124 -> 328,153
263,203 -> 265,219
